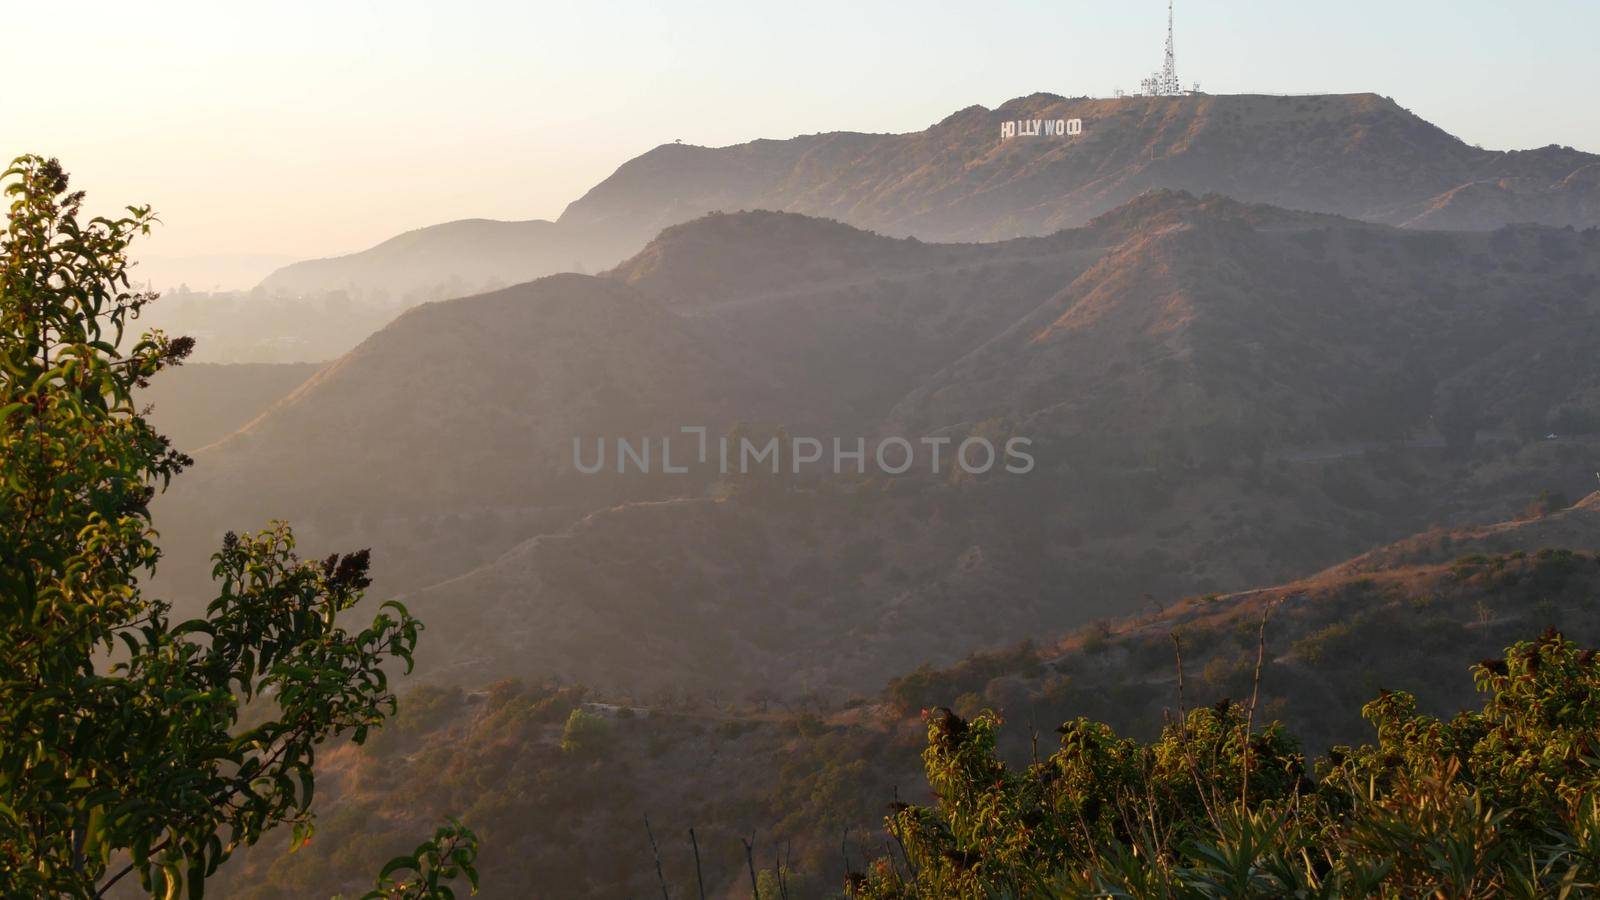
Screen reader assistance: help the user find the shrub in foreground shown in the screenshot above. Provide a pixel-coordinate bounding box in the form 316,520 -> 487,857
852,629 -> 1600,898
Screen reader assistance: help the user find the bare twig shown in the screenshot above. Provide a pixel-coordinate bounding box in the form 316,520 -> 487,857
1029,706 -> 1040,766
887,786 -> 919,883
741,834 -> 758,898
1241,600 -> 1278,807
784,841 -> 793,899
644,814 -> 670,900
688,828 -> 706,900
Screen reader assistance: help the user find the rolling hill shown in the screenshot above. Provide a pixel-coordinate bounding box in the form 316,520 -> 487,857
257,218 -> 642,301
153,194 -> 1600,698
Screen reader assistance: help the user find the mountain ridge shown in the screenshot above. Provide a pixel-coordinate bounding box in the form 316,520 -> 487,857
255,92 -> 1600,307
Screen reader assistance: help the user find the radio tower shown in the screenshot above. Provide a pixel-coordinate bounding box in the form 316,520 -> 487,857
1139,0 -> 1185,97
1161,0 -> 1178,92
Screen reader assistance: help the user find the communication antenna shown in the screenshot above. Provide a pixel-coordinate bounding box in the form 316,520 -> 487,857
1162,0 -> 1177,92
1138,0 -> 1185,97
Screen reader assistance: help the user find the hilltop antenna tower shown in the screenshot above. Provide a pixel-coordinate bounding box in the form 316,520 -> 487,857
1139,0 -> 1186,97
1162,0 -> 1176,89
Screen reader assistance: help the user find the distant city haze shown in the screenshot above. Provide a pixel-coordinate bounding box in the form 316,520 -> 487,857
7,0 -> 1597,289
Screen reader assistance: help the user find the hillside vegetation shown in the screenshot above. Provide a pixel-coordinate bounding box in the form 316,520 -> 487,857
853,629 -> 1600,897
214,498 -> 1600,897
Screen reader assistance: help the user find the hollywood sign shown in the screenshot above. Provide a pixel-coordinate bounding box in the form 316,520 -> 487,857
1000,118 -> 1083,140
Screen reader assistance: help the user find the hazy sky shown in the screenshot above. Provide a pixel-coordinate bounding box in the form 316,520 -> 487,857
6,0 -> 1597,287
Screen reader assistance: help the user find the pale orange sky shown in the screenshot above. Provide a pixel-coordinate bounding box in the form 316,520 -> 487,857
7,0 -> 1597,289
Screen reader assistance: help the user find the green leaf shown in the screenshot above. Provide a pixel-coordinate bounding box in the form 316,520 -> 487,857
378,854 -> 419,881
